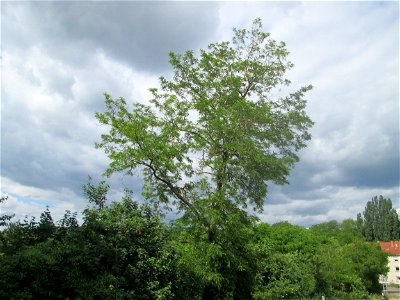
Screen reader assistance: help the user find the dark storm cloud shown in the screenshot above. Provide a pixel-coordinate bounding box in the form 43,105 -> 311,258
288,201 -> 330,217
345,162 -> 399,188
282,142 -> 399,197
3,1 -> 220,73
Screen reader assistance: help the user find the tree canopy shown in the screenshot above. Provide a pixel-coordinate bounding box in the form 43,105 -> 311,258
0,193 -> 390,299
95,18 -> 314,298
96,17 -> 312,235
357,195 -> 400,241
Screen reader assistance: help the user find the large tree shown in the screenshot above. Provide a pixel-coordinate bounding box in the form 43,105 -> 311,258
358,195 -> 400,241
96,18 -> 313,298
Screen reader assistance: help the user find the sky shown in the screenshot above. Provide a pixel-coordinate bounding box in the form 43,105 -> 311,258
1,1 -> 399,227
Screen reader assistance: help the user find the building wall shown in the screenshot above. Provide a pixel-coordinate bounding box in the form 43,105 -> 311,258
387,255 -> 400,284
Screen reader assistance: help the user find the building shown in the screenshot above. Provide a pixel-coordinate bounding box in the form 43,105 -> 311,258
379,241 -> 400,285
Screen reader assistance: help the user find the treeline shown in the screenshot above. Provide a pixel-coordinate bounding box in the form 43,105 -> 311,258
0,186 -> 394,299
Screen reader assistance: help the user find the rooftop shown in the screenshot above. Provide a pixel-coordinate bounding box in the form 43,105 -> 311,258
379,241 -> 400,255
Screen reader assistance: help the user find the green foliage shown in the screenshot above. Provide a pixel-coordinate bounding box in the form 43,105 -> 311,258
82,175 -> 109,209
254,220 -> 388,299
310,219 -> 364,245
359,195 -> 400,241
0,196 -> 14,228
172,209 -> 259,299
311,234 -> 388,298
339,219 -> 365,244
37,207 -> 56,242
253,251 -> 316,299
0,184 -> 176,299
313,239 -> 368,299
95,17 -> 312,232
308,218 -> 388,296
0,191 -> 390,299
95,17 -> 313,299
310,220 -> 340,238
258,221 -> 319,254
342,242 -> 388,294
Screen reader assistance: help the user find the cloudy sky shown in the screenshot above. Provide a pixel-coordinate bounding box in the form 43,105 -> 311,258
1,1 -> 398,227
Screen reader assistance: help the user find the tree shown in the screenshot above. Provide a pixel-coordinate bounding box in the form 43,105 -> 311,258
310,220 -> 340,238
96,18 -> 313,298
359,195 -> 400,241
258,221 -> 319,255
0,196 -> 14,228
310,219 -> 364,245
82,176 -> 109,209
338,219 -> 364,244
341,242 -> 388,294
254,220 -> 388,299
313,240 -> 368,299
37,207 -> 56,242
253,251 -> 316,300
253,222 -> 317,299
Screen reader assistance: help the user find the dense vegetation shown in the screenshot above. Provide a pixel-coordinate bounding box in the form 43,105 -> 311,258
357,195 -> 400,242
0,190 -> 391,299
0,19 -> 395,299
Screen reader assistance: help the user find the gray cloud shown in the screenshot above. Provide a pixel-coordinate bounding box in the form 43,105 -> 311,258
1,1 -> 220,201
3,2 -> 220,73
1,1 -> 398,226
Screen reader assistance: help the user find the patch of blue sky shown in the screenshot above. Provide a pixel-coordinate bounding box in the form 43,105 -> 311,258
9,193 -> 58,208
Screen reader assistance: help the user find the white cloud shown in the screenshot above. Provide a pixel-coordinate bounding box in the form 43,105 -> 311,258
2,42 -> 161,186
262,184 -> 399,226
0,177 -> 81,222
1,1 -> 398,227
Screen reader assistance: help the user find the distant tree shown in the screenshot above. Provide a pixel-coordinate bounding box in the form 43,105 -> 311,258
259,221 -> 319,254
0,196 -> 14,228
356,212 -> 364,236
253,222 -> 317,299
254,220 -> 387,299
82,176 -> 109,209
314,240 -> 368,299
37,207 -> 55,242
310,220 -> 340,240
342,242 -> 388,294
310,219 -> 364,244
253,251 -> 316,300
338,219 -> 364,244
359,195 -> 400,241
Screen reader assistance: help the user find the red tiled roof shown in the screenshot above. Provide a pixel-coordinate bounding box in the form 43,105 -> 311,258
379,241 -> 400,255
